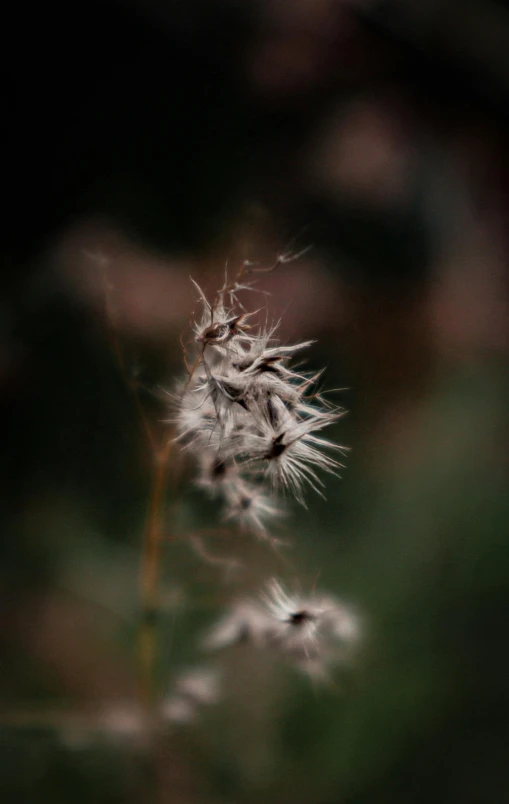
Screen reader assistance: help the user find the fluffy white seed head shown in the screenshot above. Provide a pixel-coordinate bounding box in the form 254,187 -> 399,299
203,579 -> 360,677
176,272 -> 347,536
222,479 -> 284,535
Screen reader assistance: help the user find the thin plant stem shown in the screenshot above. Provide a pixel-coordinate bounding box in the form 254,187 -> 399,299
101,263 -> 173,708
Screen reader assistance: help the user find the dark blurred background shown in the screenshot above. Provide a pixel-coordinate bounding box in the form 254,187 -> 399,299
4,1 -> 509,802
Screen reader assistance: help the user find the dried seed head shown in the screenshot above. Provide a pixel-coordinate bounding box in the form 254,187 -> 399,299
260,579 -> 361,669
222,480 -> 284,535
177,268 -> 348,536
203,579 -> 361,678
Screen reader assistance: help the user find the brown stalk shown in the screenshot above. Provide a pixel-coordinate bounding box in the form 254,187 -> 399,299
102,262 -> 172,707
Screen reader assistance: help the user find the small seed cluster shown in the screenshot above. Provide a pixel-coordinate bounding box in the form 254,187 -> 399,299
203,579 -> 360,680
175,275 -> 346,537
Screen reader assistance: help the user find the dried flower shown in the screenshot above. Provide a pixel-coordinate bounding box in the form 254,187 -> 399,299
203,579 -> 360,677
174,274 -> 346,529
222,479 -> 284,535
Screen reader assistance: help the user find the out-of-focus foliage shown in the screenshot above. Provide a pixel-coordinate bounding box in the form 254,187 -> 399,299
4,1 -> 509,802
